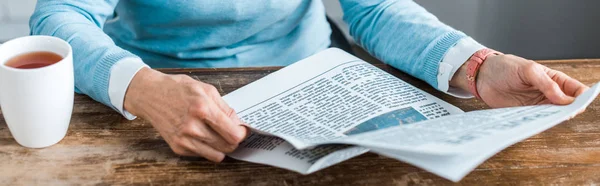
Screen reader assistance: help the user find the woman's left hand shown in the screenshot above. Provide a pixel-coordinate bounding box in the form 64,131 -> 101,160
450,54 -> 589,108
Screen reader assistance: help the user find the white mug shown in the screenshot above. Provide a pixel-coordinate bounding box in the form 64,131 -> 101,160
0,36 -> 74,148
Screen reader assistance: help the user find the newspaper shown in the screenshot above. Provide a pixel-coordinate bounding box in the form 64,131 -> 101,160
222,48 -> 600,182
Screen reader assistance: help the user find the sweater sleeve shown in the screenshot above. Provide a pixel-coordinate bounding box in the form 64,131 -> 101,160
339,0 -> 467,89
29,0 -> 141,109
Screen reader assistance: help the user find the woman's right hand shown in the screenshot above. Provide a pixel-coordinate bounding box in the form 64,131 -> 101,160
123,67 -> 248,162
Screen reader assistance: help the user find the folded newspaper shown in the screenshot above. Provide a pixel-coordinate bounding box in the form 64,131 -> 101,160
223,48 -> 600,182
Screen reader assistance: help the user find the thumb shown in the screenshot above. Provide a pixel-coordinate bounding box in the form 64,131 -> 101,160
525,64 -> 574,105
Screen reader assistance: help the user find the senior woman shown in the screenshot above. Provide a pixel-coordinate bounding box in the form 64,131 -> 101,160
30,0 -> 588,162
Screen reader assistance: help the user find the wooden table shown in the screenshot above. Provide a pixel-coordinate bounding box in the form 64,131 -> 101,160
1,59 -> 600,185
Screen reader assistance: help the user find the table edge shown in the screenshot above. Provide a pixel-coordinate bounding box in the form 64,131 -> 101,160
157,59 -> 600,73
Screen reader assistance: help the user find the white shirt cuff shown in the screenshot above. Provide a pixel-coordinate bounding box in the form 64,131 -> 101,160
437,37 -> 486,99
108,57 -> 148,120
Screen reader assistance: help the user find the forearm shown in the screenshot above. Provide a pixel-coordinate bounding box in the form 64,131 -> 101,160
30,0 -> 139,108
340,0 -> 467,88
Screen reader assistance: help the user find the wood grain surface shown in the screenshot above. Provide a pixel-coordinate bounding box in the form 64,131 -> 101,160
1,59 -> 600,185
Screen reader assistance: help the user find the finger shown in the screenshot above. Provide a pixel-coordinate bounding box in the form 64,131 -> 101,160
231,114 -> 251,139
171,146 -> 197,157
536,99 -> 552,105
169,137 -> 224,161
212,99 -> 249,139
564,78 -> 589,97
183,119 -> 239,153
574,85 -> 590,97
203,84 -> 247,125
183,137 -> 226,162
204,84 -> 233,114
546,70 -> 589,97
192,101 -> 247,144
524,64 -> 574,105
211,93 -> 245,126
205,108 -> 248,144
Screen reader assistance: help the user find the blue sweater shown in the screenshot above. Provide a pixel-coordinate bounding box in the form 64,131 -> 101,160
30,0 -> 466,109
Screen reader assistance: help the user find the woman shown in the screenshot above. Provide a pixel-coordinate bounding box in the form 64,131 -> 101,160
30,0 -> 588,162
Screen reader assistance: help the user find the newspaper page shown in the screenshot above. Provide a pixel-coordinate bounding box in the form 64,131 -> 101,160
223,48 -> 463,173
330,82 -> 600,182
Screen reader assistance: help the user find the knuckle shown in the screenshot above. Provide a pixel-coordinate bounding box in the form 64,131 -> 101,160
189,84 -> 207,96
195,104 -> 212,118
172,138 -> 187,148
170,144 -> 188,156
181,123 -> 199,136
173,74 -> 194,83
203,84 -> 220,95
180,122 -> 213,143
189,100 -> 211,117
224,107 -> 235,117
181,75 -> 196,82
173,74 -> 187,79
189,98 -> 205,108
553,69 -> 567,76
172,148 -> 187,156
524,62 -> 539,73
194,131 -> 210,142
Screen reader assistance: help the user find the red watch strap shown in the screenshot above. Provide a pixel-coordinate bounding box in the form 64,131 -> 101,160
466,48 -> 502,99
